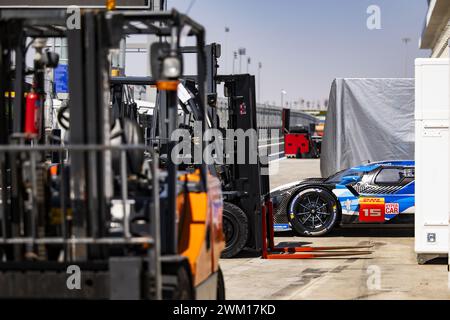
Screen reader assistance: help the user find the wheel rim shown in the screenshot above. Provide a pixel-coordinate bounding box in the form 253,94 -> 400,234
223,215 -> 236,244
292,192 -> 332,231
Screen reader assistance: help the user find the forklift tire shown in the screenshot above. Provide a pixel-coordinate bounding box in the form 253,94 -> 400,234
163,265 -> 194,300
221,202 -> 248,259
217,267 -> 226,300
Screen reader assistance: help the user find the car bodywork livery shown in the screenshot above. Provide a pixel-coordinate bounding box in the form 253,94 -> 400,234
272,161 -> 415,232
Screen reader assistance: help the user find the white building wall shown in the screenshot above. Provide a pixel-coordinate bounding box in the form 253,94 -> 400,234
421,0 -> 450,58
431,21 -> 450,58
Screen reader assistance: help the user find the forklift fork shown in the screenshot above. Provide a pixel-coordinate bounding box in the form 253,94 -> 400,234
261,201 -> 373,259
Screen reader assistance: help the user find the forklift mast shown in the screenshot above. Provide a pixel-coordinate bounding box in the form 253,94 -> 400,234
177,43 -> 269,256
218,74 -> 269,253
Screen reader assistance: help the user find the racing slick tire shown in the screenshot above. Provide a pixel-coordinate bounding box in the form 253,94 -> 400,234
288,187 -> 339,237
221,202 -> 248,259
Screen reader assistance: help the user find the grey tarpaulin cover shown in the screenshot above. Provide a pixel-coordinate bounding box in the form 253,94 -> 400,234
321,78 -> 415,178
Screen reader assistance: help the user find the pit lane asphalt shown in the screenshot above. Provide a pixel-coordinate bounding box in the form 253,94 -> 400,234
220,159 -> 450,300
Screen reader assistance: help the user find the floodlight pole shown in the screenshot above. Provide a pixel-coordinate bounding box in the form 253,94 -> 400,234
238,47 -> 246,73
281,90 -> 287,109
402,37 -> 411,77
258,62 -> 262,103
232,51 -> 237,74
225,27 -> 230,74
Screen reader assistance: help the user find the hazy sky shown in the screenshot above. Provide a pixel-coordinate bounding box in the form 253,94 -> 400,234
166,0 -> 430,106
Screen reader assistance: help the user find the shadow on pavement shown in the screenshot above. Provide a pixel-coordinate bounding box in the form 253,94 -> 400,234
275,227 -> 414,238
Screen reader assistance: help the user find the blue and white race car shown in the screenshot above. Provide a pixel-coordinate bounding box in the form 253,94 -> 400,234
272,161 -> 415,236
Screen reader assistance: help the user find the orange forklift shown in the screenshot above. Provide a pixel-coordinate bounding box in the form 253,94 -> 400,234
0,4 -> 224,300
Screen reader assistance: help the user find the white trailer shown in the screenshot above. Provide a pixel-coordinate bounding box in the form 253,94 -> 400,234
415,58 -> 449,264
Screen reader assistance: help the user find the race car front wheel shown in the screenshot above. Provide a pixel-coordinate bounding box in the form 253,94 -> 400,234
288,187 -> 339,237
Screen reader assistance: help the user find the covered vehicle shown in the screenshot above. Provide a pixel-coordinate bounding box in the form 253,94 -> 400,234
321,78 -> 415,178
272,161 -> 415,236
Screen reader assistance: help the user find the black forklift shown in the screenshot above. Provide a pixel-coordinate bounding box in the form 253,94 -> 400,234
169,43 -> 270,258
111,43 -> 269,259
0,6 -> 224,300
215,74 -> 269,258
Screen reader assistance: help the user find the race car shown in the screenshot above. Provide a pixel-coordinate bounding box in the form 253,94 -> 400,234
272,161 -> 415,236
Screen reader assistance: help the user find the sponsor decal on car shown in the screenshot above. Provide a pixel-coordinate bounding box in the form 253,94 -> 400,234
385,203 -> 399,215
345,199 -> 351,211
359,197 -> 385,222
274,224 -> 291,231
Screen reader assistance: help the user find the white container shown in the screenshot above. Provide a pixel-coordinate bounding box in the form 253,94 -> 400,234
415,58 -> 449,264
